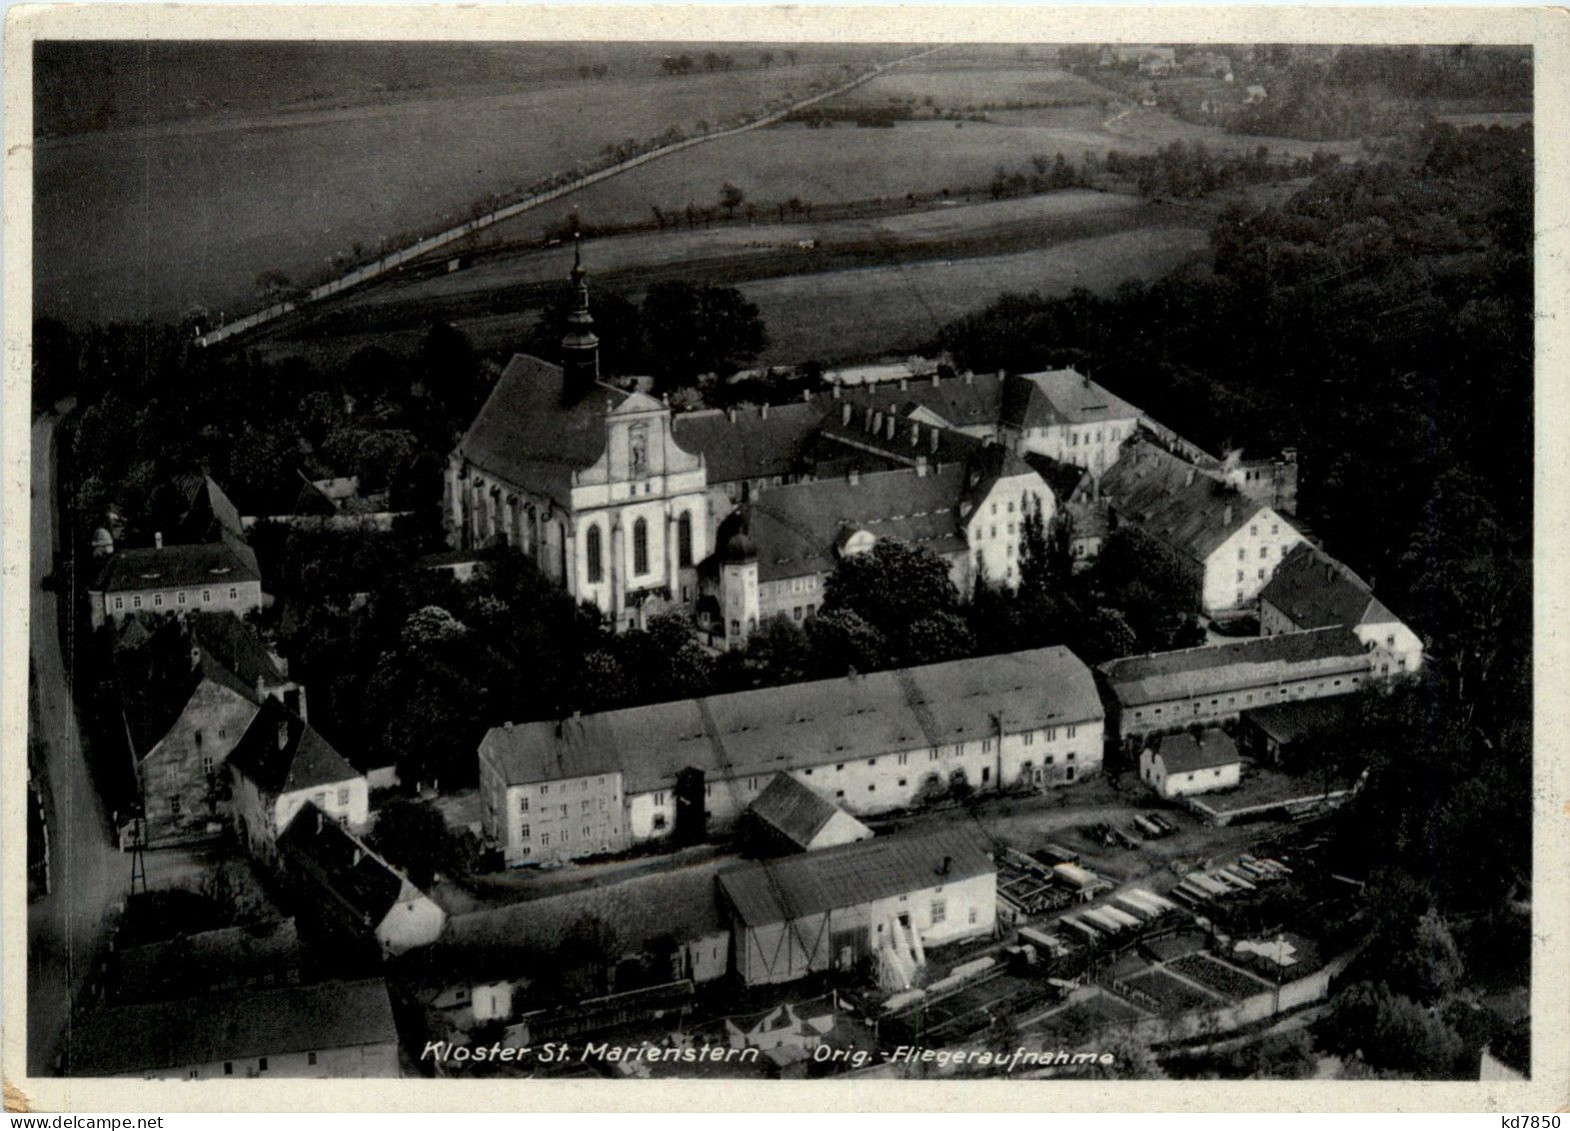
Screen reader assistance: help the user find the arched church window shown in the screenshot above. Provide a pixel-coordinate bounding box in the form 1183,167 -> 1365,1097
586,526 -> 603,583
678,511 -> 693,568
633,518 -> 649,575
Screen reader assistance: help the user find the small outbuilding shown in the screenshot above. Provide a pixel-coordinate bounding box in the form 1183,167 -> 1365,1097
1140,729 -> 1242,799
745,772 -> 873,854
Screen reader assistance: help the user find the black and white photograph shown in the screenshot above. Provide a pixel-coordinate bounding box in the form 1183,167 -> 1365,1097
7,5 -> 1565,1112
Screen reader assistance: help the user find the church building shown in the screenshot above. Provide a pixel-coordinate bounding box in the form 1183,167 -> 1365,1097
446,246 -> 711,630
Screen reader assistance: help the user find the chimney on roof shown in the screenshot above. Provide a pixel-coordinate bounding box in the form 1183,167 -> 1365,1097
870,411 -> 881,435
154,531 -> 163,549
802,388 -> 811,403
965,372 -> 975,386
939,855 -> 953,876
277,720 -> 290,752
256,674 -> 266,699
727,408 -> 737,423
916,455 -> 928,477
899,377 -> 909,391
931,373 -> 940,387
831,384 -> 841,400
1326,561 -> 1335,582
1185,467 -> 1196,487
190,644 -> 201,671
848,468 -> 860,486
1223,504 -> 1233,526
909,423 -> 919,447
842,402 -> 853,426
885,414 -> 896,441
760,403 -> 769,420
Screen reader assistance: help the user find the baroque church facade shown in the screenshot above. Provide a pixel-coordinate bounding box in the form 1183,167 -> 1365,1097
445,249 -> 710,630
444,250 -> 1058,640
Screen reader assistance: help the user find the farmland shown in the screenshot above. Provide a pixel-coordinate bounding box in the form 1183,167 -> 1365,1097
33,41 -> 903,324
255,188 -> 1222,367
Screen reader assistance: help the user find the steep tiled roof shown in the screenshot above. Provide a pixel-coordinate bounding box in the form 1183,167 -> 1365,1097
1101,439 -> 1277,565
189,613 -> 288,697
168,474 -> 246,542
745,465 -> 972,582
671,402 -> 828,484
1017,369 -> 1143,427
748,773 -> 850,849
842,373 -> 1006,431
1154,729 -> 1240,774
228,700 -> 360,798
482,646 -> 1103,795
1260,544 -> 1395,630
278,802 -> 420,925
455,353 -> 634,505
94,536 -> 260,593
1099,628 -> 1371,708
67,977 -> 396,1076
718,825 -> 993,927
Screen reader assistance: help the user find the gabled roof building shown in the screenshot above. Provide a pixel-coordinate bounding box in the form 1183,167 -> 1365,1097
479,645 -> 1104,865
745,772 -> 873,854
229,699 -> 368,860
1260,544 -> 1423,675
110,613 -> 303,848
717,825 -> 996,986
1098,627 -> 1376,744
66,977 -> 400,1079
278,802 -> 446,959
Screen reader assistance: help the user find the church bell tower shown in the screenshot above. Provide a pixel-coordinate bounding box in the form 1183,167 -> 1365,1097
561,234 -> 600,403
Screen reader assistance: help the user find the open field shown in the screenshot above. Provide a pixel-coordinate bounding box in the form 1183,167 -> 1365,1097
34,42 -> 900,323
490,102 -> 1360,244
824,59 -> 1113,110
256,189 -> 1215,367
737,225 -> 1209,363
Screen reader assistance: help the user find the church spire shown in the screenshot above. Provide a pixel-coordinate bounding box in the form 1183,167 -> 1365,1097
561,231 -> 600,403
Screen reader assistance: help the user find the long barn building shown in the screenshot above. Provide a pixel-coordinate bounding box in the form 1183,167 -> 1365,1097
478,646 -> 1104,865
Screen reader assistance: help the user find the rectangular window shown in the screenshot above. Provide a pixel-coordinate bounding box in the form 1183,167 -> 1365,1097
898,753 -> 908,766
540,832 -> 549,846
154,593 -> 164,607
519,796 -> 529,813
653,792 -> 664,806
969,907 -> 978,925
931,899 -> 947,924
867,758 -> 876,767
1066,725 -> 1076,739
259,1058 -> 269,1073
203,590 -> 212,603
224,1062 -> 233,1076
520,823 -> 531,839
561,829 -> 570,843
113,596 -> 124,610
169,795 -> 182,817
307,1052 -> 317,1066
202,752 -> 215,775
229,587 -> 238,600
1023,732 -> 1034,746
132,595 -> 142,609
1259,547 -> 1268,559
337,787 -> 350,805
541,784 -> 549,795
178,591 -> 187,605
